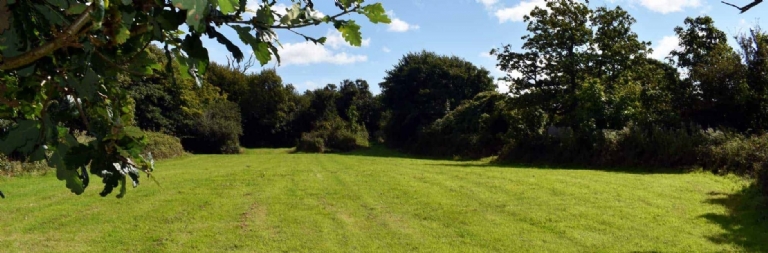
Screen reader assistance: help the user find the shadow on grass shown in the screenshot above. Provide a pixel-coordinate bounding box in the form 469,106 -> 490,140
337,144 -> 690,175
423,162 -> 692,175
334,144 -> 468,161
701,185 -> 768,252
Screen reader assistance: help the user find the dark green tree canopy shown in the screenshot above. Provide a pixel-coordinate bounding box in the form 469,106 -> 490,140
380,50 -> 494,148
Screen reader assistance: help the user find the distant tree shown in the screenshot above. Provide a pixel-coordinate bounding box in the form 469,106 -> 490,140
380,50 -> 495,148
493,0 -> 651,130
492,0 -> 592,127
737,27 -> 768,132
336,79 -> 381,136
671,16 -> 748,130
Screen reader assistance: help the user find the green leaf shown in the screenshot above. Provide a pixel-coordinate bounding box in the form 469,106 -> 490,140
206,26 -> 243,61
231,25 -> 272,65
181,34 -> 209,75
65,3 -> 87,15
114,24 -> 130,44
121,0 -> 131,5
0,120 -> 40,155
217,0 -> 238,14
123,126 -> 144,139
254,42 -> 270,65
171,0 -> 209,32
255,3 -> 275,25
361,3 -> 391,24
337,21 -> 362,47
75,69 -> 98,100
34,4 -> 68,26
45,0 -> 68,9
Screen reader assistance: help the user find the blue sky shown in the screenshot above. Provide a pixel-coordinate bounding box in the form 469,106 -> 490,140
200,0 -> 768,94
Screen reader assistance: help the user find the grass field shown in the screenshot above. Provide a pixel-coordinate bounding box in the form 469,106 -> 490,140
1,147 -> 766,252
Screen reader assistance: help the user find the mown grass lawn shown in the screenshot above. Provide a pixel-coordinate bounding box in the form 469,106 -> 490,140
1,147 -> 766,252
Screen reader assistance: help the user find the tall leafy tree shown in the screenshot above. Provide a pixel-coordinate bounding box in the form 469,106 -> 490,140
494,0 -> 651,130
0,0 -> 390,197
737,27 -> 768,132
671,16 -> 748,129
380,50 -> 494,148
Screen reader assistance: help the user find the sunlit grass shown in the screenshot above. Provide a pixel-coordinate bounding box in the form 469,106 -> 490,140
0,147 -> 765,252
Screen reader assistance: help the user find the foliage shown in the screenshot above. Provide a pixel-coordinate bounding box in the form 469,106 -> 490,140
183,100 -> 243,154
492,0 -> 652,130
296,132 -> 326,153
142,131 -> 185,160
128,46 -> 228,136
0,0 -> 389,196
207,64 -> 301,147
380,50 -> 495,149
415,91 -> 512,159
0,153 -> 51,177
700,132 -> 768,176
295,115 -> 368,153
498,124 -> 706,169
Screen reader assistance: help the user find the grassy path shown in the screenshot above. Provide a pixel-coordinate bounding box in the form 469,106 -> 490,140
0,148 -> 765,252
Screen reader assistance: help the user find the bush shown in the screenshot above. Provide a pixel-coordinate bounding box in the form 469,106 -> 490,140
183,101 -> 243,154
143,131 -> 185,160
414,91 -> 512,159
700,133 -> 768,176
497,124 -> 709,169
0,153 -> 51,177
295,116 -> 369,153
296,133 -> 325,153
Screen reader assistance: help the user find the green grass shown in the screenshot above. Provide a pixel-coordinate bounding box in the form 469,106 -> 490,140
1,147 -> 766,252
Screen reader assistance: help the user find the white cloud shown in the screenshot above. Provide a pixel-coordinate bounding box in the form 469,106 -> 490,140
385,11 -> 419,32
388,18 -> 420,32
477,0 -> 499,8
494,0 -> 547,23
651,35 -> 680,60
382,47 -> 391,53
278,41 -> 367,66
324,29 -> 371,49
636,0 -> 701,14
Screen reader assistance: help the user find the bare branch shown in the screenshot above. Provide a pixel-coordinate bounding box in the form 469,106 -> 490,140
227,53 -> 257,74
721,0 -> 763,13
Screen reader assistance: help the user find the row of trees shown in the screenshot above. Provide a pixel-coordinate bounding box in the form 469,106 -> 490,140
123,46 -> 383,153
388,1 -> 768,198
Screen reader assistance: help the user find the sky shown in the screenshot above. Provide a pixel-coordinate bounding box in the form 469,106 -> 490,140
200,0 -> 768,94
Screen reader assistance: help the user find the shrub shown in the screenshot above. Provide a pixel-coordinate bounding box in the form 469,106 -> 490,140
183,101 -> 243,154
295,116 -> 369,153
143,131 -> 185,160
296,133 -> 325,153
700,133 -> 768,176
0,153 -> 51,177
414,91 -> 512,159
497,124 -> 709,169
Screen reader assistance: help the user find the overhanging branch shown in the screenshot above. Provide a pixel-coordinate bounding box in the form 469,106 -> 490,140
0,5 -> 94,71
